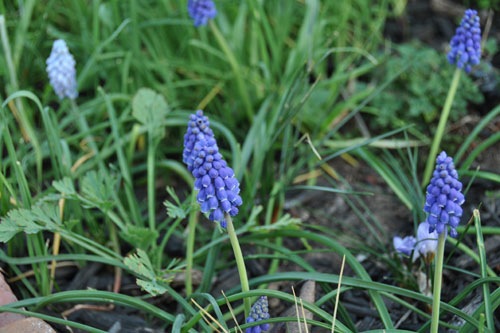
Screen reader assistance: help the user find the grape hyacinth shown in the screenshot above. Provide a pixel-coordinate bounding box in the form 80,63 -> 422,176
413,221 -> 439,263
46,39 -> 78,100
393,235 -> 416,257
424,151 -> 464,238
447,9 -> 481,73
187,0 -> 217,27
245,296 -> 270,333
393,222 -> 438,262
183,110 -> 242,227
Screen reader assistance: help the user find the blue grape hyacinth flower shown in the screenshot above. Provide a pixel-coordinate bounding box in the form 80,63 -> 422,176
183,110 -> 242,227
447,9 -> 481,73
183,110 -> 214,172
46,39 -> 78,100
246,296 -> 270,333
424,151 -> 464,238
187,0 -> 217,27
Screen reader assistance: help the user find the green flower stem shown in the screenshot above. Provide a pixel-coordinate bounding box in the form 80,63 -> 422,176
147,135 -> 157,235
185,192 -> 199,296
422,68 -> 461,187
430,232 -> 446,333
225,213 -> 251,318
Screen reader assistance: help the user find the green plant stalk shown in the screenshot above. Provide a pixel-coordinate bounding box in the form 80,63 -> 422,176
147,135 -> 157,234
185,192 -> 198,296
209,21 -> 254,122
422,68 -> 461,187
430,232 -> 446,333
474,209 -> 494,332
225,213 -> 251,318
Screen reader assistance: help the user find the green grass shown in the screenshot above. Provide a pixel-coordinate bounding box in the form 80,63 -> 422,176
0,1 -> 499,332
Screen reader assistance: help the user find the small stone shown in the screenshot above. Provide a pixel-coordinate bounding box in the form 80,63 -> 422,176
0,317 -> 56,333
0,274 -> 24,327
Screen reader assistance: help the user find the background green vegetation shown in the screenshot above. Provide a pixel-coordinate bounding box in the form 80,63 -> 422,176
0,0 -> 499,332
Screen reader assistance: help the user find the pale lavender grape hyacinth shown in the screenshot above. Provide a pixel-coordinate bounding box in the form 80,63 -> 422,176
182,110 -> 242,227
187,0 -> 217,27
394,222 -> 438,263
46,39 -> 78,100
393,235 -> 416,257
447,9 -> 481,73
413,221 -> 439,262
424,151 -> 464,238
245,296 -> 270,333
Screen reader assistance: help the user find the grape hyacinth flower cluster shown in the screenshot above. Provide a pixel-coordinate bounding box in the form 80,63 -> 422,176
46,39 -> 78,100
424,151 -> 464,238
394,222 -> 439,263
187,0 -> 217,27
447,9 -> 481,73
245,296 -> 270,333
183,110 -> 242,227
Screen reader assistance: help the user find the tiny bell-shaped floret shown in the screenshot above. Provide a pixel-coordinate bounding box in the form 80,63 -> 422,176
424,151 -> 464,238
447,9 -> 482,73
245,296 -> 270,333
46,39 -> 78,100
187,0 -> 217,27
